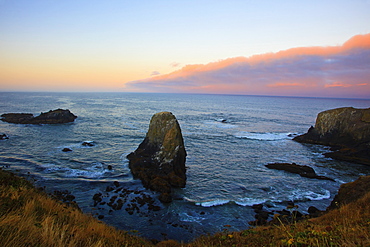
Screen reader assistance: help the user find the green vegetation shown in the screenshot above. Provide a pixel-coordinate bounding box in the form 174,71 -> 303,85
1,168 -> 369,246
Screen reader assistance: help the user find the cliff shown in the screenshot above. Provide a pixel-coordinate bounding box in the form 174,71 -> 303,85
294,107 -> 370,165
127,112 -> 187,203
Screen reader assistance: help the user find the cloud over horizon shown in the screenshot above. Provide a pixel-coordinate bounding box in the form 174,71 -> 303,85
125,34 -> 370,98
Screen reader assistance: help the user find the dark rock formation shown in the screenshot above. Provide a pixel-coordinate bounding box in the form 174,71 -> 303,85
294,107 -> 370,165
307,206 -> 324,218
92,181 -> 163,218
127,112 -> 187,203
327,175 -> 370,210
82,141 -> 95,147
62,148 -> 72,152
250,176 -> 370,227
0,134 -> 9,140
249,204 -> 273,226
1,109 -> 77,124
265,163 -> 335,181
1,113 -> 33,123
50,190 -> 79,210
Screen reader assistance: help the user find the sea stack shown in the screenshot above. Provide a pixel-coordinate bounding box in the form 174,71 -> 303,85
127,112 -> 187,203
294,107 -> 370,165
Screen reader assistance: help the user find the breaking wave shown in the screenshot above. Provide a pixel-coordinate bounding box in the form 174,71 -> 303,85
41,162 -> 111,179
186,189 -> 330,208
235,131 -> 295,141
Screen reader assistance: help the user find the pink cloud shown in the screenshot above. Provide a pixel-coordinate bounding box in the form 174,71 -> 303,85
268,82 -> 307,88
324,82 -> 352,88
125,33 -> 370,98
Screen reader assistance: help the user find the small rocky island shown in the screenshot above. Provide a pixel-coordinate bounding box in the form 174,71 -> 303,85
127,112 -> 187,203
1,109 -> 77,124
294,107 -> 370,165
265,163 -> 334,181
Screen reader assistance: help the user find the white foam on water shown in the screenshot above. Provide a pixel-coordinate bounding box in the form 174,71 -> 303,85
204,120 -> 237,129
289,189 -> 331,201
235,132 -> 293,141
42,163 -> 69,173
42,162 -> 109,179
179,212 -> 206,222
195,199 -> 230,207
235,198 -> 267,206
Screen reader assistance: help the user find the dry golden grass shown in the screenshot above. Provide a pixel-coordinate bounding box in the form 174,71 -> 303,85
0,169 -> 152,247
1,168 -> 369,247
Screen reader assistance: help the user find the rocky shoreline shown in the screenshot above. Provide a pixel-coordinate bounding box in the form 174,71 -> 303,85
250,175 -> 370,226
294,107 -> 370,165
247,107 -> 370,228
1,106 -> 369,243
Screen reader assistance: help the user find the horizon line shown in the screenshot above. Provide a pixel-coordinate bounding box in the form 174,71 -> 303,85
1,91 -> 369,101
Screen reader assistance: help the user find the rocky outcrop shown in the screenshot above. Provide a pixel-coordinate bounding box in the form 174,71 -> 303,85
294,107 -> 370,165
250,176 -> 370,227
127,112 -> 187,203
265,163 -> 334,181
1,109 -> 77,124
327,175 -> 370,210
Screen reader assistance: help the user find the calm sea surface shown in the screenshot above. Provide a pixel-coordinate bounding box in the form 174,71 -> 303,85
0,92 -> 369,241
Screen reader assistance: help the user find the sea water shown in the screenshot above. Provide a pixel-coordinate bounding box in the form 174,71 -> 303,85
0,92 -> 369,242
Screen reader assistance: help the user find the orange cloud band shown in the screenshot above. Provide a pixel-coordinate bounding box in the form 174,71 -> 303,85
125,33 -> 370,98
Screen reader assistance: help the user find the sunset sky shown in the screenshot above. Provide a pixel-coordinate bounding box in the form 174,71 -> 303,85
1,1 -> 369,98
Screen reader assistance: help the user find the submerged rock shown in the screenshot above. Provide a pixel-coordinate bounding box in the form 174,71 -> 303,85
127,112 -> 187,203
1,109 -> 77,124
82,141 -> 95,147
0,134 -> 9,140
265,163 -> 334,181
294,107 -> 370,165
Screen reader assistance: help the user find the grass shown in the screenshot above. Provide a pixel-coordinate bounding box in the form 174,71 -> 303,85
1,168 -> 369,246
0,169 -> 151,247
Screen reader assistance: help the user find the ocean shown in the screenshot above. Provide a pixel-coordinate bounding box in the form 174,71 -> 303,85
0,92 -> 369,242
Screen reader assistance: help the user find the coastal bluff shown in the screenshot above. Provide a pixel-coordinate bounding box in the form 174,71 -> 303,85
1,109 -> 77,124
127,112 -> 187,203
294,107 -> 370,165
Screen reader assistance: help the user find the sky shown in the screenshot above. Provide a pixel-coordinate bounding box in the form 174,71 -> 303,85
0,0 -> 370,98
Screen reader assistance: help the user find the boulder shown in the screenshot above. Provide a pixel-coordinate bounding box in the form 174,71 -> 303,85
1,109 -> 77,124
127,112 -> 187,202
294,107 -> 370,165
327,175 -> 370,210
265,163 -> 334,181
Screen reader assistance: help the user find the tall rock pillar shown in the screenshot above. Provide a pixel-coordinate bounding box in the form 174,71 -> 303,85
127,112 -> 187,202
